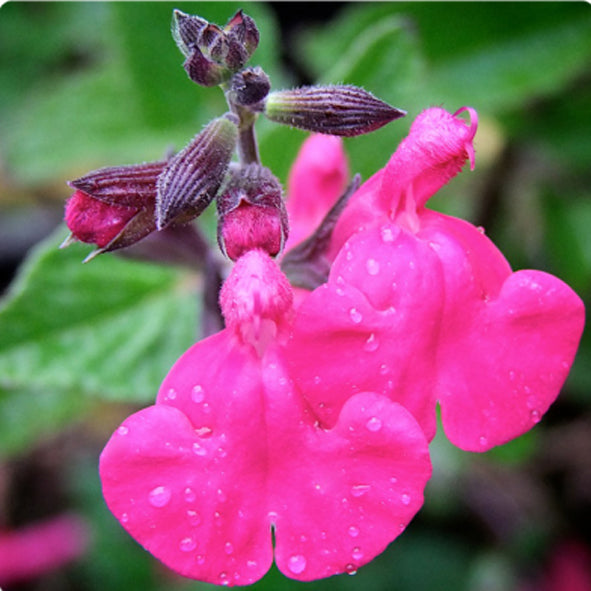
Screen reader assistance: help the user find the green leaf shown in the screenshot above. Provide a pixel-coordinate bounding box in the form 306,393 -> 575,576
0,384 -> 90,458
0,227 -> 198,402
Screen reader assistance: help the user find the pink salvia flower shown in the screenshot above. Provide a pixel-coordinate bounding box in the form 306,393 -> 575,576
100,249 -> 432,585
288,107 -> 585,451
285,133 -> 349,249
0,514 -> 89,586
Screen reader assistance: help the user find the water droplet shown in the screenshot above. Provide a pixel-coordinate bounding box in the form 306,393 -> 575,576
346,251 -> 353,261
351,484 -> 371,498
217,447 -> 228,458
477,226 -> 485,234
366,417 -> 382,432
509,370 -> 516,382
313,375 -> 321,385
390,476 -> 398,484
530,409 -> 541,424
401,493 -> 411,505
179,537 -> 196,552
247,560 -> 258,569
191,385 -> 205,403
224,542 -> 234,555
346,565 -> 358,576
349,308 -> 363,324
196,554 -> 205,564
219,572 -> 229,586
148,486 -> 171,508
165,388 -> 177,400
391,281 -> 397,291
351,547 -> 364,561
366,258 -> 380,275
408,261 -> 416,269
364,333 -> 379,353
184,487 -> 196,503
117,425 -> 129,436
320,531 -> 327,540
217,489 -> 227,502
192,442 -> 207,456
202,402 -> 211,414
186,510 -> 201,526
380,226 -> 395,243
195,426 -> 213,438
348,525 -> 359,538
428,241 -> 441,251
288,555 -> 307,574
479,436 -> 488,447
120,513 -> 129,524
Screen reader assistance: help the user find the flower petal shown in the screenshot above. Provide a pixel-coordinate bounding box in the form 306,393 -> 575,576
287,224 -> 444,440
286,134 -> 349,249
420,213 -> 585,450
101,328 -> 432,584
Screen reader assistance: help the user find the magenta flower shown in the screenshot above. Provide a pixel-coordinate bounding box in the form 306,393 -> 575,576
0,514 -> 89,586
285,133 -> 349,249
287,107 -> 585,451
100,249 -> 431,585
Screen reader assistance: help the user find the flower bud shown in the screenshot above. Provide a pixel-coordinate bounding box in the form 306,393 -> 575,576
264,85 -> 406,136
172,9 -> 259,87
217,164 -> 288,261
156,114 -> 238,230
230,66 -> 270,107
65,160 -> 167,259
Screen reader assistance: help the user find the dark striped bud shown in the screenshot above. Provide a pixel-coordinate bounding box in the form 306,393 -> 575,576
264,85 -> 406,136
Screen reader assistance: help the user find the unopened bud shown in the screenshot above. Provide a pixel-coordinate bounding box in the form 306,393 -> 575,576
264,85 -> 406,136
156,114 -> 239,230
171,9 -> 208,58
224,10 -> 259,60
230,66 -> 270,106
65,160 -> 168,258
217,164 -> 288,261
172,9 -> 259,87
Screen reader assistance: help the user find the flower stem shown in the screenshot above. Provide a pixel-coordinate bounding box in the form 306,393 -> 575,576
223,85 -> 261,165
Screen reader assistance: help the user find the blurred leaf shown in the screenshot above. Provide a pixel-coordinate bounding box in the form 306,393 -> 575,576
0,228 -> 198,401
0,384 -> 90,458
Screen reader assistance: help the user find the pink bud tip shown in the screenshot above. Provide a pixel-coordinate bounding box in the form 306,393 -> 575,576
65,190 -> 137,248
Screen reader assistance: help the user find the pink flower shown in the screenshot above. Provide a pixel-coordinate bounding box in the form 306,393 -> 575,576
287,107 -> 585,451
100,249 -> 431,585
285,133 -> 349,250
0,514 -> 89,586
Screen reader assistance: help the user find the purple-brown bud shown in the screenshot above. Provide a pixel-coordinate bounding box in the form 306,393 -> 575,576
156,114 -> 239,230
263,85 -> 406,136
217,164 -> 288,261
172,9 -> 259,87
230,66 -> 270,107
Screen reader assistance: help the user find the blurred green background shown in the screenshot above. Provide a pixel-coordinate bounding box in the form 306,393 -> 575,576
1,2 -> 590,590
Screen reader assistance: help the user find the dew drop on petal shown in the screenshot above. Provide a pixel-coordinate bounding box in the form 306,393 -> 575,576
217,489 -> 227,503
288,555 -> 307,574
219,572 -> 229,586
179,537 -> 196,552
349,308 -> 363,324
224,542 -> 234,555
117,425 -> 129,436
351,484 -> 371,498
186,510 -> 201,526
120,513 -> 129,524
348,525 -> 359,538
401,493 -> 411,505
366,258 -> 380,275
351,547 -> 364,561
196,554 -> 205,564
149,486 -> 171,508
479,436 -> 488,447
380,226 -> 395,243
530,409 -> 541,424
192,442 -> 207,456
165,388 -> 177,400
363,333 -> 379,353
184,487 -> 196,503
366,416 -> 382,432
191,385 -> 205,403
247,560 -> 258,569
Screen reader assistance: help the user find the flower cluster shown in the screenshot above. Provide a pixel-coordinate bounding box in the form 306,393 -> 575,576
63,8 -> 585,587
